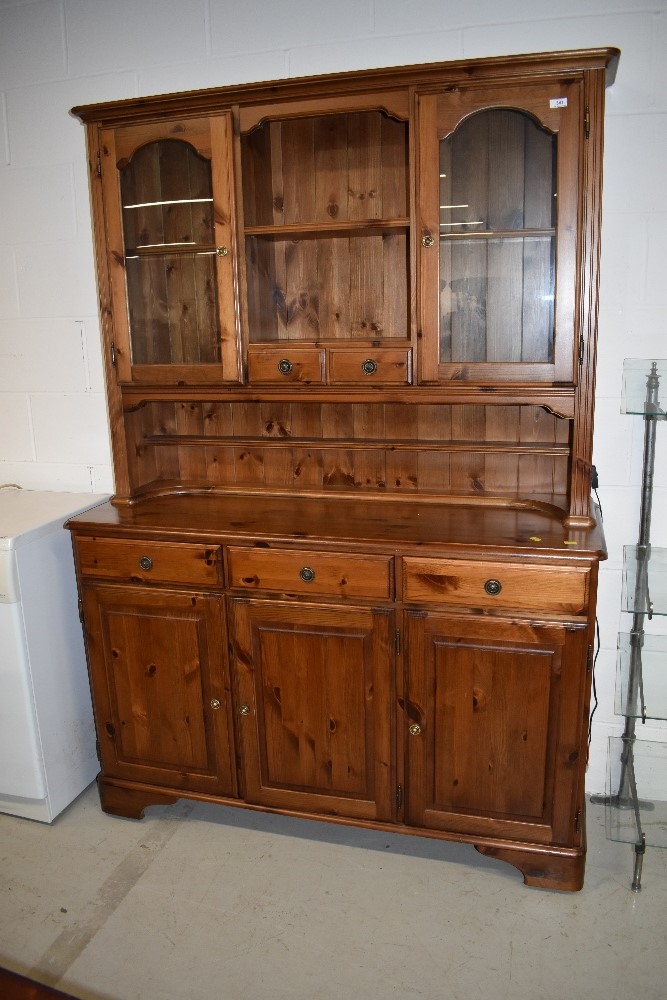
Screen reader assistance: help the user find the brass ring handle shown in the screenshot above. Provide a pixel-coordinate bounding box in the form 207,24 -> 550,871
484,579 -> 502,596
361,359 -> 378,375
299,566 -> 315,583
278,359 -> 293,375
139,556 -> 153,571
239,704 -> 251,716
409,723 -> 422,736
421,234 -> 435,248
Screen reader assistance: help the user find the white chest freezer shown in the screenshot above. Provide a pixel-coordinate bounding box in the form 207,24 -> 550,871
0,489 -> 107,821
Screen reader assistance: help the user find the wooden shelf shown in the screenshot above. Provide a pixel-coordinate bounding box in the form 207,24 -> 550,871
144,434 -> 570,455
244,218 -> 410,238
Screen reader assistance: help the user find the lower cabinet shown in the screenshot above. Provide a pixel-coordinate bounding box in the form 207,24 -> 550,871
403,611 -> 589,846
75,543 -> 596,889
81,584 -> 237,801
230,599 -> 395,822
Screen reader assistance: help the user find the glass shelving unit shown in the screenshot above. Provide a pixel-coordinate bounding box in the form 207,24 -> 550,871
594,360 -> 667,890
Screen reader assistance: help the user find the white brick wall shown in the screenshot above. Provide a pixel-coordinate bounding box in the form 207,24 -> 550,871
1,0 -> 665,790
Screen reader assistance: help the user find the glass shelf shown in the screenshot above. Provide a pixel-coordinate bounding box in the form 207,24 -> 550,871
606,737 -> 667,847
616,632 -> 667,720
622,545 -> 667,617
621,358 -> 667,416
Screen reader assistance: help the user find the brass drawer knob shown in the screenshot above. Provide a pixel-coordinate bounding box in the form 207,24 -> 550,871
361,358 -> 378,375
139,556 -> 153,571
216,246 -> 229,256
409,723 -> 422,736
421,234 -> 435,248
210,698 -> 221,710
239,704 -> 251,716
277,359 -> 293,375
299,566 -> 315,583
484,579 -> 502,596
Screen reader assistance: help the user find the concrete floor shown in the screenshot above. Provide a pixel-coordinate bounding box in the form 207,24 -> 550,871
1,786 -> 666,1000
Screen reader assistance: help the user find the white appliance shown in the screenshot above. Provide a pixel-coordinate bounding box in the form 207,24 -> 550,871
0,489 -> 107,822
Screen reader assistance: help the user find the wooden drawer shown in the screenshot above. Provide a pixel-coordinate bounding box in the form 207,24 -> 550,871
402,557 -> 590,615
75,537 -> 222,587
228,547 -> 392,599
247,347 -> 325,384
327,347 -> 412,385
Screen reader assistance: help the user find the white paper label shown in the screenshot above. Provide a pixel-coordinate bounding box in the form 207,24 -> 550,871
549,97 -> 568,108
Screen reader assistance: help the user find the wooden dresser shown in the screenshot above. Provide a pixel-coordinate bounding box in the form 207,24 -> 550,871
68,48 -> 618,890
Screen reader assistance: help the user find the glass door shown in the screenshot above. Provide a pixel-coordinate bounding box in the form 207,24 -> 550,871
418,81 -> 581,384
100,115 -> 240,384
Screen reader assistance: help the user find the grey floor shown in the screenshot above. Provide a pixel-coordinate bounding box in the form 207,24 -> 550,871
1,786 -> 666,1000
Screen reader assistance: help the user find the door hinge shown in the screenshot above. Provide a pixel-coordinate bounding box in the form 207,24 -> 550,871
96,150 -> 102,178
78,598 -> 84,623
574,808 -> 582,833
584,107 -> 590,139
395,629 -> 401,655
396,784 -> 403,810
95,738 -> 101,762
578,333 -> 585,367
587,644 -> 594,673
110,342 -> 117,367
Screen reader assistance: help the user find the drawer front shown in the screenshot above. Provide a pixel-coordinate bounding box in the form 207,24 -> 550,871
76,537 -> 222,587
228,547 -> 392,599
247,347 -> 325,384
402,557 -> 590,615
327,347 -> 412,385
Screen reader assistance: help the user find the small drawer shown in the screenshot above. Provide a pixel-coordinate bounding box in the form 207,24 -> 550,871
327,347 -> 412,385
247,347 -> 325,384
402,557 -> 590,615
75,537 -> 222,587
228,547 -> 392,599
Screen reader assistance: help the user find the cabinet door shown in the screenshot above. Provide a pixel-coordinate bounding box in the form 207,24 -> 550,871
100,115 -> 240,384
417,79 -> 581,384
404,612 -> 588,845
230,599 -> 395,821
82,585 -> 237,796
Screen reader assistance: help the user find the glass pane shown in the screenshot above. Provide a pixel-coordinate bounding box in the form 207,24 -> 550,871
439,109 -> 556,365
623,545 -> 667,618
616,632 -> 667,720
621,358 -> 667,416
120,140 -> 221,366
125,253 -> 221,365
606,737 -> 667,848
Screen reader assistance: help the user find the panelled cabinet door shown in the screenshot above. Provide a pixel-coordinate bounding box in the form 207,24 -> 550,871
230,599 -> 395,821
82,585 -> 237,796
404,612 -> 589,845
99,115 -> 241,384
417,79 -> 582,384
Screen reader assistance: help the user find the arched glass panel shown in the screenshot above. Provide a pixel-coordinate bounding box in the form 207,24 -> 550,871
439,109 -> 556,366
119,140 -> 221,365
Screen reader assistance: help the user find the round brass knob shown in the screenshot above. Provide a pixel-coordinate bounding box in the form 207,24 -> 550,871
239,704 -> 251,716
278,359 -> 293,375
216,246 -> 229,256
421,234 -> 435,248
484,579 -> 502,596
409,723 -> 422,736
361,358 -> 378,376
210,698 -> 221,710
299,566 -> 315,583
139,556 -> 153,571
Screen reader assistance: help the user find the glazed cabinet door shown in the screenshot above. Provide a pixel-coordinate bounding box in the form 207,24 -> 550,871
230,599 -> 395,821
99,114 -> 240,385
404,611 -> 589,845
81,585 -> 237,796
417,79 -> 582,384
